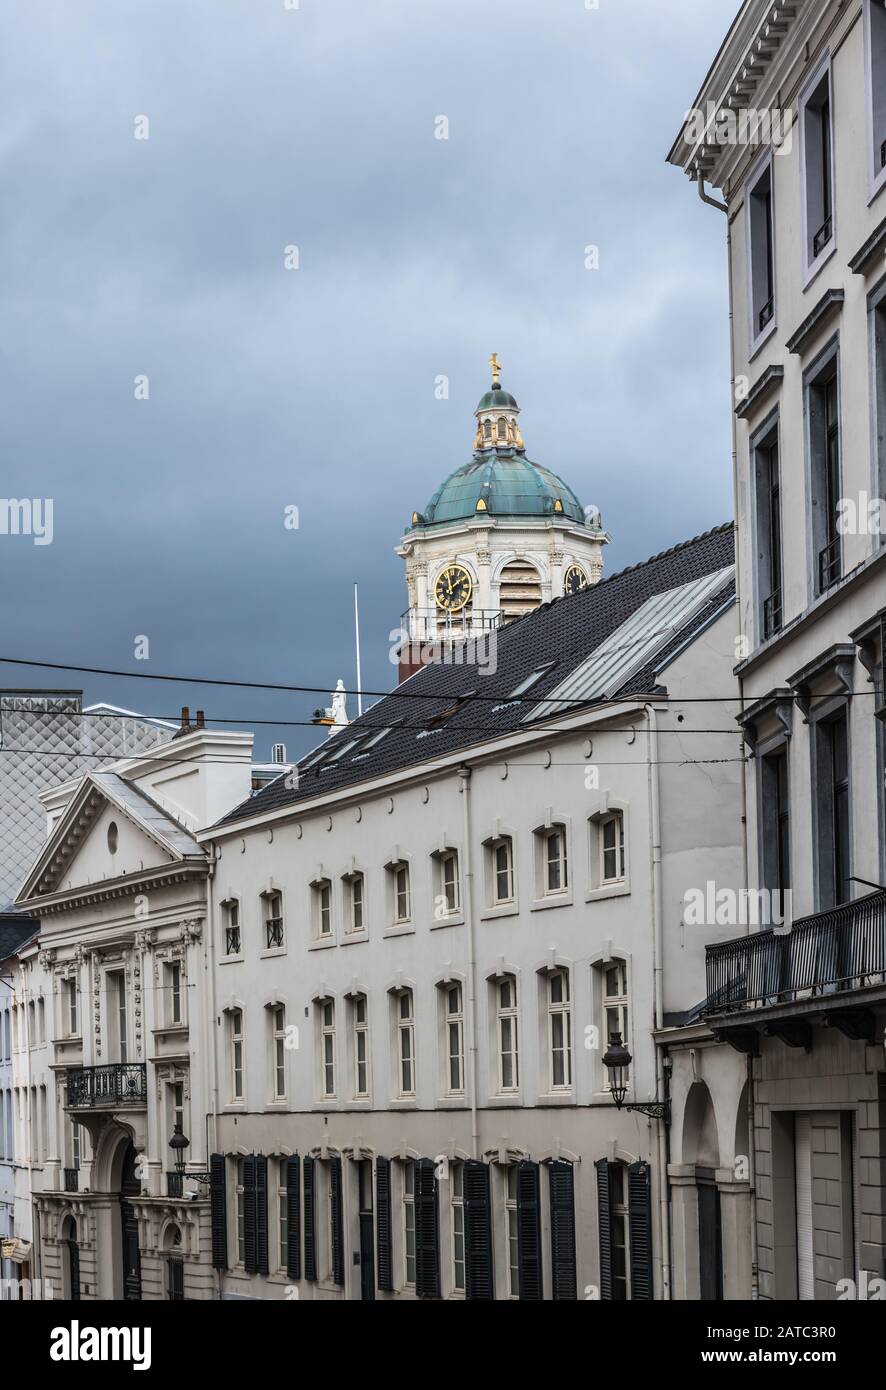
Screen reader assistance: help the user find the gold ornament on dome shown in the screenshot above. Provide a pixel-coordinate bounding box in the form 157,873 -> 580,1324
489,352 -> 501,385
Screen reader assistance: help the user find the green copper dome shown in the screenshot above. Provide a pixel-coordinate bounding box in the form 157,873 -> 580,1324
475,387 -> 518,411
415,453 -> 587,527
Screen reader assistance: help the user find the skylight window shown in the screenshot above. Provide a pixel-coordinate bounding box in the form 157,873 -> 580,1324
507,662 -> 557,699
323,737 -> 362,765
428,691 -> 477,729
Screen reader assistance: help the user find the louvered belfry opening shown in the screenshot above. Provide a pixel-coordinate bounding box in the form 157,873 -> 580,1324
498,560 -> 541,620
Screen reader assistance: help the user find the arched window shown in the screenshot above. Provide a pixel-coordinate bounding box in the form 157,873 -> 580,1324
497,417 -> 507,440
483,419 -> 492,440
61,1216 -> 80,1301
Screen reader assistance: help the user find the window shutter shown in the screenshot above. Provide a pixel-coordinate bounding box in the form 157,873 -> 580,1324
330,1155 -> 345,1285
516,1160 -> 543,1300
463,1159 -> 494,1300
376,1156 -> 393,1291
414,1158 -> 441,1299
286,1155 -> 301,1281
549,1160 -> 577,1300
628,1160 -> 654,1301
210,1153 -> 227,1270
303,1155 -> 317,1281
243,1154 -> 258,1274
595,1158 -> 613,1300
255,1154 -> 269,1277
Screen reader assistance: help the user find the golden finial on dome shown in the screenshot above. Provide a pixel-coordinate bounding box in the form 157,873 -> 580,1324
489,352 -> 501,386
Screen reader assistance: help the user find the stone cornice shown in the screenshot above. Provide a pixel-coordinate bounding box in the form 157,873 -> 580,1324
20,863 -> 209,917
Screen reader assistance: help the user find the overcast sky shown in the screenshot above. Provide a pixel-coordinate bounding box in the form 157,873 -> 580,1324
0,0 -> 739,761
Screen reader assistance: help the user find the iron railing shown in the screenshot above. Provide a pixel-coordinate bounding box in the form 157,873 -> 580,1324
881,139 -> 886,171
758,297 -> 774,333
812,215 -> 833,259
818,536 -> 842,592
167,1171 -> 184,1198
265,917 -> 284,949
400,607 -> 503,643
705,890 -> 886,1013
63,1168 -> 79,1193
762,588 -> 782,639
66,1063 -> 148,1108
225,925 -> 241,956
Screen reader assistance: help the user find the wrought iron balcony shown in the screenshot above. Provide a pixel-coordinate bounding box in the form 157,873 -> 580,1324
818,536 -> 842,592
225,925 -> 241,956
812,215 -> 833,259
400,607 -> 502,643
63,1168 -> 79,1193
166,1171 -> 184,1198
762,588 -> 782,640
758,297 -> 774,333
265,917 -> 284,949
705,890 -> 886,1014
66,1063 -> 148,1109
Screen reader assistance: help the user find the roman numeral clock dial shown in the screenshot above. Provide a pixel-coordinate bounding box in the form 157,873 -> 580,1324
434,564 -> 473,613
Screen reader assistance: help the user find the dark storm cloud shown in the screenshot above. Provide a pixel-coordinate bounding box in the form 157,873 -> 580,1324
0,0 -> 738,758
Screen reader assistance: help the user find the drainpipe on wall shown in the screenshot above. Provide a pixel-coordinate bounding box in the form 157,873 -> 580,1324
645,703 -> 671,1299
22,967 -> 37,1284
458,766 -> 480,1161
205,844 -> 222,1300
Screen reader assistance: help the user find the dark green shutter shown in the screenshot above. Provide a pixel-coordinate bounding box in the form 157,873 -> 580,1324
628,1160 -> 654,1300
210,1154 -> 227,1270
516,1160 -> 542,1300
414,1158 -> 440,1298
549,1160 -> 577,1300
376,1157 -> 393,1291
595,1158 -> 613,1300
330,1156 -> 345,1285
256,1154 -> 269,1277
303,1155 -> 317,1281
243,1154 -> 257,1274
286,1155 -> 301,1281
463,1160 -> 494,1300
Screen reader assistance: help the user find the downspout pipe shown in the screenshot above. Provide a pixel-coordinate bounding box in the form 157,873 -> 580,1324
205,845 -> 222,1300
458,766 -> 480,1161
645,703 -> 671,1299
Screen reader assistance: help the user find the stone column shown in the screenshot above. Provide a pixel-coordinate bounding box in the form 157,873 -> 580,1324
668,1165 -> 701,1301
717,1169 -> 753,1299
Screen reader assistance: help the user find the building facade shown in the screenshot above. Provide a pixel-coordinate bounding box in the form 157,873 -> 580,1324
199,525 -> 746,1301
668,0 -> 886,1300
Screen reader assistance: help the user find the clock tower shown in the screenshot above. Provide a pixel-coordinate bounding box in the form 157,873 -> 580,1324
396,358 -> 608,679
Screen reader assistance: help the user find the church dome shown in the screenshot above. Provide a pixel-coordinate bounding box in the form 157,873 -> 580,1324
419,455 -> 587,526
409,357 -> 594,530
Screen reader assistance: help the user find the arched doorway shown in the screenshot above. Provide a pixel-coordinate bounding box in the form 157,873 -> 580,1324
682,1080 -> 723,1302
60,1216 -> 80,1301
119,1142 -> 142,1300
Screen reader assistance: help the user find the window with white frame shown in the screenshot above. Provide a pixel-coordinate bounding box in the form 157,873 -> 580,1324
229,1009 -> 244,1102
278,1159 -> 288,1269
345,872 -> 365,933
63,978 -> 78,1037
403,1161 -> 416,1285
390,862 -> 411,924
747,155 -> 776,348
319,999 -> 336,1099
271,1005 -> 287,1101
313,880 -> 333,939
547,969 -> 572,1090
801,60 -> 834,272
222,899 -> 241,956
444,983 -> 464,1095
263,890 -> 284,949
352,994 -> 369,1098
866,0 -> 886,189
492,836 -> 514,904
505,1166 -> 519,1298
396,989 -> 415,1097
496,976 -> 519,1093
544,826 -> 568,895
598,810 -> 625,884
451,1162 -> 465,1294
602,961 -> 630,1091
165,960 -> 183,1026
434,849 -> 460,917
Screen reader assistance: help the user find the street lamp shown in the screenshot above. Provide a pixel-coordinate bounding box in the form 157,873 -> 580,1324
601,1031 -> 671,1124
169,1123 -> 190,1175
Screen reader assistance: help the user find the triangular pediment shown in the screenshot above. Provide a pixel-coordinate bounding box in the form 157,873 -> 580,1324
17,772 -> 205,903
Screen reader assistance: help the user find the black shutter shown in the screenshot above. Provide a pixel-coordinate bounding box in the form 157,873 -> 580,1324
376,1157 -> 393,1291
330,1156 -> 345,1285
463,1160 -> 494,1300
243,1154 -> 257,1274
210,1153 -> 227,1270
255,1154 -> 269,1277
516,1160 -> 542,1300
303,1155 -> 317,1281
286,1155 -> 301,1281
628,1160 -> 654,1300
414,1158 -> 440,1298
549,1160 -> 577,1300
595,1158 -> 613,1300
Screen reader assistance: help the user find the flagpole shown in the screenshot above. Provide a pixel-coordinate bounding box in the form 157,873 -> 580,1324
354,582 -> 363,717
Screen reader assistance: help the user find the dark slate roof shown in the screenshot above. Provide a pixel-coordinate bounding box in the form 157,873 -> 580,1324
0,915 -> 39,963
216,523 -> 735,828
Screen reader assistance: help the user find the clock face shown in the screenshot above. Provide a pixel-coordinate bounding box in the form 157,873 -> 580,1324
435,564 -> 473,612
564,564 -> 588,595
